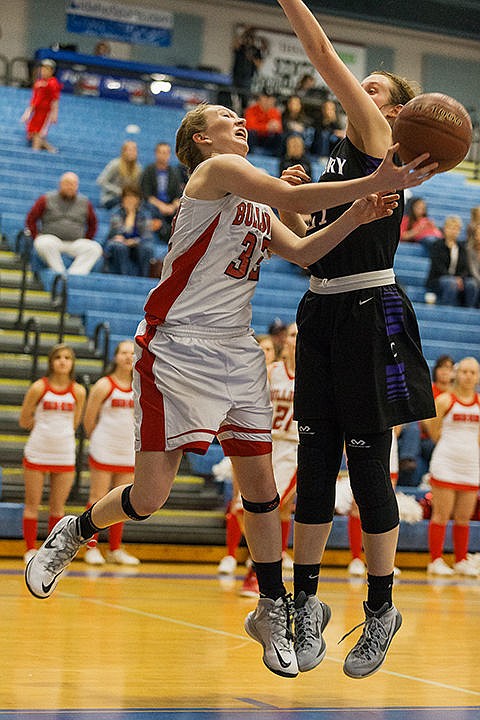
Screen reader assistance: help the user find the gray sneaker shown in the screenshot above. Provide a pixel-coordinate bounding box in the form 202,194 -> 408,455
25,515 -> 87,599
245,594 -> 298,678
342,602 -> 402,679
294,591 -> 332,672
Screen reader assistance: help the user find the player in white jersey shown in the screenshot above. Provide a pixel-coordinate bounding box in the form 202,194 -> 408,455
82,340 -> 139,567
26,102 -> 435,679
424,357 -> 480,577
19,344 -> 86,564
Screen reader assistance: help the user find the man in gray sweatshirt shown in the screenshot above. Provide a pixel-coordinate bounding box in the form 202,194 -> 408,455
26,172 -> 102,274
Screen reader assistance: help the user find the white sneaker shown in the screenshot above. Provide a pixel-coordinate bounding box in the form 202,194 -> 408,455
342,602 -> 402,679
348,558 -> 366,576
84,547 -> 105,565
25,516 -> 87,599
453,558 -> 479,577
294,591 -> 331,672
217,554 -> 237,575
245,595 -> 298,678
467,553 -> 480,570
282,551 -> 294,571
23,549 -> 37,564
427,557 -> 454,576
106,548 -> 140,566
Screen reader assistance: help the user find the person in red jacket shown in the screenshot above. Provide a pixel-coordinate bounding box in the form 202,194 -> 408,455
245,91 -> 283,155
21,59 -> 61,153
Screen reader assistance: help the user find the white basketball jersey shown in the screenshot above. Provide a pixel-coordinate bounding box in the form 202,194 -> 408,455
270,361 -> 298,442
143,192 -> 272,329
88,377 -> 135,466
24,378 -> 77,466
430,393 -> 480,487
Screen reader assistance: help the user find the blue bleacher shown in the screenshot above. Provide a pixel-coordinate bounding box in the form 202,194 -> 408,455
0,84 -> 479,367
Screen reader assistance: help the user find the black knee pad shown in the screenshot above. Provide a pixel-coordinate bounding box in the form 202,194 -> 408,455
295,419 -> 344,525
345,431 -> 399,534
121,485 -> 151,521
241,494 -> 280,513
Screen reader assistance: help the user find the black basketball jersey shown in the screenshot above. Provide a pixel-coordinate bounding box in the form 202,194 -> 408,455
307,137 -> 404,278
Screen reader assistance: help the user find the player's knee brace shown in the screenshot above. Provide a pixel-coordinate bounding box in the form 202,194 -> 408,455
295,420 -> 344,524
345,431 -> 399,534
121,484 -> 151,521
241,494 -> 280,513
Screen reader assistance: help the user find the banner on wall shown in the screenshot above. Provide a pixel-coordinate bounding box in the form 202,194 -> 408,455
235,25 -> 366,96
66,0 -> 174,47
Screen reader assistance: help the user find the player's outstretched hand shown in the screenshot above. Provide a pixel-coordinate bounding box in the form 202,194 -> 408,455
279,164 -> 311,186
373,144 -> 438,192
351,192 -> 400,225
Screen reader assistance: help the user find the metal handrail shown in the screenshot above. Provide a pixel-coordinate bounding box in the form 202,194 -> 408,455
23,317 -> 41,382
92,322 -> 111,373
72,373 -> 93,501
14,230 -> 33,329
51,273 -> 67,343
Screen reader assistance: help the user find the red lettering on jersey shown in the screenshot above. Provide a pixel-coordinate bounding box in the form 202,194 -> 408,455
453,413 -> 479,423
232,202 -> 246,225
43,401 -> 73,411
111,398 -> 134,408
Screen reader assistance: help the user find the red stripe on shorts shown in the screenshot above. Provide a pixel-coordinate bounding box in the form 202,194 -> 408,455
135,324 -> 166,451
144,213 -> 221,323
220,439 -> 272,457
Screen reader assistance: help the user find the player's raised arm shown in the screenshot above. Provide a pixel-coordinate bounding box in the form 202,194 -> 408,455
270,192 -> 400,267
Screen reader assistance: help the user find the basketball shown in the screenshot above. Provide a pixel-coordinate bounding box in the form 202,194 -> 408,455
392,93 -> 472,173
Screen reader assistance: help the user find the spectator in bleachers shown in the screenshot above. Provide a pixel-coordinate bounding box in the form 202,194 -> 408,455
96,140 -> 142,209
19,344 -> 86,564
26,172 -> 103,275
281,94 -> 311,145
424,356 -> 480,577
466,205 -> 480,245
21,59 -> 61,153
466,223 -> 480,303
400,197 -> 442,246
104,186 -> 154,277
425,215 -> 479,307
310,99 -> 345,158
140,142 -> 184,244
245,91 -> 283,156
278,133 -> 312,179
94,40 -> 112,57
232,26 -> 267,113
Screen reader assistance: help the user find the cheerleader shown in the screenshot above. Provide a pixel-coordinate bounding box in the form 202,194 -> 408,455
424,357 -> 480,576
83,340 -> 139,565
19,344 -> 86,563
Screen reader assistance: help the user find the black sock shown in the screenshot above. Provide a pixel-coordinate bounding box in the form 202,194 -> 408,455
77,506 -> 102,540
254,560 -> 285,600
293,563 -> 321,599
367,572 -> 394,611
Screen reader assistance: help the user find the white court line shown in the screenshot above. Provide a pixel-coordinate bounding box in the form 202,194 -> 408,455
61,592 -> 480,698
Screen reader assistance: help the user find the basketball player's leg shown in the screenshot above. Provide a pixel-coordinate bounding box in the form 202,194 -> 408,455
25,450 -> 181,599
342,430 -> 402,678
232,452 -> 298,678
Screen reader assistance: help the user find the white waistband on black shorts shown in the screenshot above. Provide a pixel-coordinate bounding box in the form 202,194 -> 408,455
309,268 -> 395,294
159,322 -> 253,339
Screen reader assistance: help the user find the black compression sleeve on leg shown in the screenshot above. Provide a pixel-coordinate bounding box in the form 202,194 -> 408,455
121,485 -> 151,521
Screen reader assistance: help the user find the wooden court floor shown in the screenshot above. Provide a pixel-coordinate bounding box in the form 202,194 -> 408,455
1,558 -> 479,720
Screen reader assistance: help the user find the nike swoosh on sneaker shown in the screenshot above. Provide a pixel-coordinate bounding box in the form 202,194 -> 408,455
44,526 -> 67,549
42,572 -> 62,595
272,642 -> 293,669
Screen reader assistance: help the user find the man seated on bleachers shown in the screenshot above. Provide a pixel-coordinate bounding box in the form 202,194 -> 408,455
26,172 -> 103,275
140,142 -> 184,245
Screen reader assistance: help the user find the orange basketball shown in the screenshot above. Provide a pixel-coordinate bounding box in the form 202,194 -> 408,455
392,93 -> 472,173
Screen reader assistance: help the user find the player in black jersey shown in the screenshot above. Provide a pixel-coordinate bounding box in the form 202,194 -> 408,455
277,0 -> 436,679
